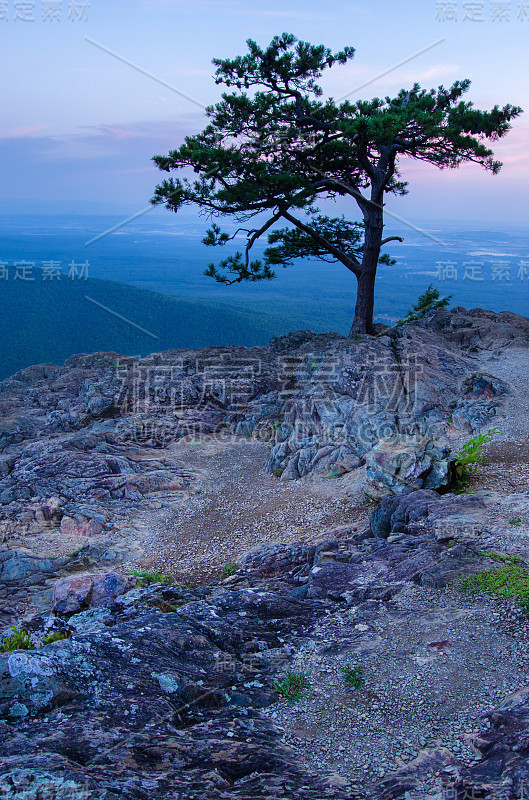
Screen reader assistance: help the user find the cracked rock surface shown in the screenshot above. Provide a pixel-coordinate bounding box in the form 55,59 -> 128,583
1,307 -> 529,798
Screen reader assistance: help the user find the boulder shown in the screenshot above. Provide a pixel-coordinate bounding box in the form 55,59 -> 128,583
52,571 -> 135,615
364,435 -> 451,500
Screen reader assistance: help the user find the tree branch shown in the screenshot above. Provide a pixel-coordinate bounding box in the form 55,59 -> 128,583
280,209 -> 361,274
244,211 -> 284,268
310,174 -> 371,211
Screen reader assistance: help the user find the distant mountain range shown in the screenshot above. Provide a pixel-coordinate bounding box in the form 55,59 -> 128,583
0,268 -> 287,381
1,216 -> 528,380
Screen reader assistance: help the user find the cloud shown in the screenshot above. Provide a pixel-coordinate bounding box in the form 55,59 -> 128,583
0,124 -> 53,139
1,111 -> 526,219
12,117 -> 204,163
0,117 -> 202,213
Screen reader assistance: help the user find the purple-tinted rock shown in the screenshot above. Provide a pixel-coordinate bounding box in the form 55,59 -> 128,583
52,571 -> 134,615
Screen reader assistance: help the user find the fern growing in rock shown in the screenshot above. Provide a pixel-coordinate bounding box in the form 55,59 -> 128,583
0,626 -> 36,653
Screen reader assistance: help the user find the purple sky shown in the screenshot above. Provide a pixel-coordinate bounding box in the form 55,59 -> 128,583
1,0 -> 527,224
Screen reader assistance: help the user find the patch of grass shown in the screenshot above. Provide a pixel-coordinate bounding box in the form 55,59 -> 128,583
341,665 -> 365,689
274,671 -> 310,704
508,517 -> 526,526
222,563 -> 239,579
452,428 -> 498,493
520,599 -> 529,615
272,467 -> 284,478
130,570 -> 174,587
154,599 -> 182,613
480,550 -> 521,564
42,631 -> 72,645
461,560 -> 529,603
0,626 -> 36,653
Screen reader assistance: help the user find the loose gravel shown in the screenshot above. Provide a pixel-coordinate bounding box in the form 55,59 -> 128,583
264,585 -> 529,791
138,436 -> 370,585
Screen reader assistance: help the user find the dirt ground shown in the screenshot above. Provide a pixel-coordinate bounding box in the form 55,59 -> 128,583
135,436 -> 371,585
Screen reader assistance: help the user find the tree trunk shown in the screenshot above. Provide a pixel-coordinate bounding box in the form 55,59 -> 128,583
348,208 -> 383,336
349,269 -> 377,335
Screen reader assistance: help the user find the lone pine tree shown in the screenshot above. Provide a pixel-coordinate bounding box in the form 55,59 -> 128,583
152,33 -> 522,335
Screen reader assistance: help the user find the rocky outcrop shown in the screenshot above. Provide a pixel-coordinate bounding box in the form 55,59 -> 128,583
0,310 -> 515,622
447,687 -> 529,800
1,488 -> 528,798
363,434 -> 452,500
1,308 -> 528,798
0,580 -> 345,798
261,325 -> 507,490
0,316 -> 509,532
421,306 -> 529,351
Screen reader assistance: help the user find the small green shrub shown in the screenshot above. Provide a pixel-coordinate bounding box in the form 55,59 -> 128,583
0,626 -> 36,653
508,517 -> 526,526
452,427 -> 498,492
222,563 -> 238,579
272,468 -> 283,478
274,671 -> 310,704
131,570 -> 174,586
308,357 -> 319,375
396,284 -> 452,326
341,665 -> 365,689
42,631 -> 72,645
461,560 -> 529,604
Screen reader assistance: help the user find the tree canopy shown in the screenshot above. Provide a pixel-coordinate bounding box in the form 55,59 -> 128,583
152,33 -> 522,334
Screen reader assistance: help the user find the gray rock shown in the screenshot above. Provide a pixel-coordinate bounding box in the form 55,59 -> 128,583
364,434 -> 451,500
0,650 -> 78,719
421,306 -> 529,350
0,584 -> 341,799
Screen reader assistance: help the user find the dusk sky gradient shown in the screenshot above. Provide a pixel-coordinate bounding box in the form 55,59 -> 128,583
1,0 -> 527,224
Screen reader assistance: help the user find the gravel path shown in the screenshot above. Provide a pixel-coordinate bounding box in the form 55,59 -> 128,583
477,347 -> 529,444
264,585 -> 529,792
137,436 -> 369,585
469,347 -> 529,493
